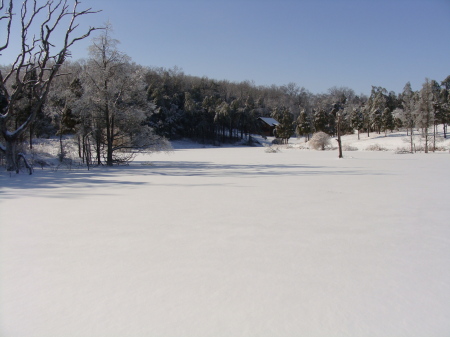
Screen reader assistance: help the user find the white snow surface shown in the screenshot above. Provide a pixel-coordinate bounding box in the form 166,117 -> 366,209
1,132 -> 450,337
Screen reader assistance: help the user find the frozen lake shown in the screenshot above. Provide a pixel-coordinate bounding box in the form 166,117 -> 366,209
1,145 -> 449,336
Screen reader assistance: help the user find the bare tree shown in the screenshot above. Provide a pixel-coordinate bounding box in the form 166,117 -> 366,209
0,0 -> 13,52
0,0 -> 100,173
400,82 -> 416,153
81,26 -> 170,166
415,79 -> 434,153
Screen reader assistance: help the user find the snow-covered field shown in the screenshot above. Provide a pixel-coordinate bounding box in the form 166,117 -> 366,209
1,132 -> 450,336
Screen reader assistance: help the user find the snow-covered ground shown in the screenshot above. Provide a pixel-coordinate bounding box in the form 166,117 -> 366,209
1,131 -> 450,336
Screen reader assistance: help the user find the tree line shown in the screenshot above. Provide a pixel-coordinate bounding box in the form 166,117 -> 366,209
1,1 -> 449,173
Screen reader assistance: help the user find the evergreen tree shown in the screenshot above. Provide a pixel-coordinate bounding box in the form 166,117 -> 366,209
350,108 -> 364,140
214,101 -> 230,142
338,106 -> 353,135
366,86 -> 388,135
313,108 -> 330,134
241,96 -> 260,140
381,108 -> 395,136
229,98 -> 241,140
274,107 -> 294,144
435,84 -> 449,138
392,108 -> 404,131
371,110 -> 382,134
201,95 -> 219,143
439,76 -> 450,138
295,110 -> 313,141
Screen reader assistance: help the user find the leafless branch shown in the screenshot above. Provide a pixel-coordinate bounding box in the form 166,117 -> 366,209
1,0 -> 102,172
0,0 -> 13,52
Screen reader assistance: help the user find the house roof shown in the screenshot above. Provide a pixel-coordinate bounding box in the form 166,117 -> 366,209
258,117 -> 279,126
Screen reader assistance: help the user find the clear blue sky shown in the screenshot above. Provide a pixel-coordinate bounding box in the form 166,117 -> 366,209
2,0 -> 449,95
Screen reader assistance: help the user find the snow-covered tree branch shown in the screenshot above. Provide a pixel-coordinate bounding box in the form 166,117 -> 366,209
0,0 -> 101,173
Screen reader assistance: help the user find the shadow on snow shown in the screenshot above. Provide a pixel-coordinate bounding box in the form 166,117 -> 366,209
0,159 -> 384,199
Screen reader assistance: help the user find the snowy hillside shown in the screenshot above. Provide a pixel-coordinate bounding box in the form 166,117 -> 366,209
1,130 -> 449,337
170,127 -> 450,154
267,127 -> 450,153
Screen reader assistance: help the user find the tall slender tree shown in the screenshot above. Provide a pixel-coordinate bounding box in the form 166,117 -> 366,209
82,25 -> 167,165
415,79 -> 435,153
400,82 -> 416,152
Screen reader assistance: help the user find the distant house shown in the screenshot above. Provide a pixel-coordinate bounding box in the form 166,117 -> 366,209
258,117 -> 279,137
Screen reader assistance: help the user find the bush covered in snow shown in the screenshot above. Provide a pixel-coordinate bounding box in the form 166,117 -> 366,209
342,144 -> 358,151
309,132 -> 331,150
395,147 -> 413,154
264,145 -> 281,153
366,144 -> 389,151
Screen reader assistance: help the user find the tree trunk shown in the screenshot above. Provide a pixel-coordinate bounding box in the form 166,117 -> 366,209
29,125 -> 33,150
59,132 -> 64,162
106,115 -> 114,166
84,135 -> 91,170
18,152 -> 33,174
337,114 -> 343,158
5,137 -> 19,172
82,136 -> 86,163
78,135 -> 82,159
433,123 -> 436,152
95,129 -> 102,165
410,127 -> 414,153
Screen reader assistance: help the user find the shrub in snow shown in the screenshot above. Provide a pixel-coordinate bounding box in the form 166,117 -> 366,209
421,145 -> 448,152
433,145 -> 449,152
264,145 -> 280,153
395,147 -> 412,154
309,132 -> 331,150
366,144 -> 388,151
296,143 -> 309,150
342,144 -> 358,151
32,157 -> 51,169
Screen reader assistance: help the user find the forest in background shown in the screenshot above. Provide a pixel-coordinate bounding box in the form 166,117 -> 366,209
1,1 -> 449,171
3,41 -> 448,162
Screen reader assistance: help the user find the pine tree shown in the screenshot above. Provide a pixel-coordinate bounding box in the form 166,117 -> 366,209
295,110 -> 313,141
274,107 -> 294,144
371,110 -> 383,134
435,86 -> 449,138
313,108 -> 330,134
350,108 -> 364,140
381,108 -> 395,136
366,86 -> 388,135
